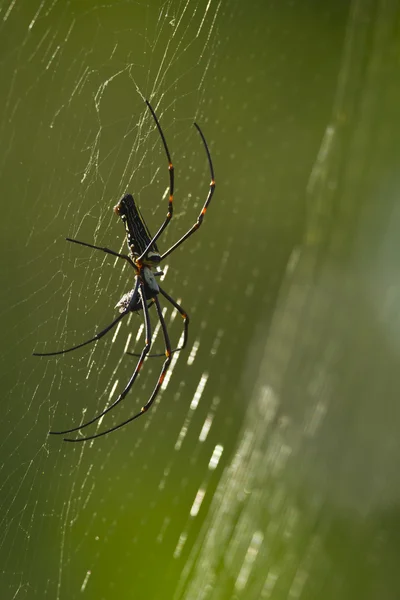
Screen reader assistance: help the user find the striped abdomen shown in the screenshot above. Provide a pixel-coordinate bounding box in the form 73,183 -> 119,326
114,194 -> 161,264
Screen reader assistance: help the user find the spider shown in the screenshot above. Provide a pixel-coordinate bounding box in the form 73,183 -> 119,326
33,100 -> 215,443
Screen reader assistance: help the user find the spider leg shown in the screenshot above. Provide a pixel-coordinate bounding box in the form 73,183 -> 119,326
63,295 -> 172,442
161,123 -> 215,261
127,286 -> 189,358
49,281 -> 151,437
33,310 -> 129,357
137,100 -> 174,263
158,286 -> 189,352
66,237 -> 135,268
34,240 -> 138,356
34,278 -> 140,357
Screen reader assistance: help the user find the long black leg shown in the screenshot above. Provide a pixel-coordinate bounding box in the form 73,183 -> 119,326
66,237 -> 136,268
33,237 -> 136,356
159,286 -> 189,351
137,100 -> 174,263
63,296 -> 172,442
34,277 -> 140,357
33,310 -> 129,357
127,286 -> 189,358
161,123 -> 215,261
49,282 -> 152,438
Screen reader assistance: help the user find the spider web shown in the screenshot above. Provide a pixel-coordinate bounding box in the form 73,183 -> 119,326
2,1 -> 400,599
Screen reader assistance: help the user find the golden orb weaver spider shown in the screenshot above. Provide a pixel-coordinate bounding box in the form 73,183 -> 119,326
33,100 -> 215,442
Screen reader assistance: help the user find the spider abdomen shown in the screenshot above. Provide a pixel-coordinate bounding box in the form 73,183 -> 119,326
114,194 -> 161,264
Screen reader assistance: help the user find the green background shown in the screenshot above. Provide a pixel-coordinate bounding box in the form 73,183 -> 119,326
1,0 -> 400,598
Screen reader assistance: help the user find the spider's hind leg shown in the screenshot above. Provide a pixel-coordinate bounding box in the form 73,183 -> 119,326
50,280 -> 152,440
63,292 -> 172,441
127,285 -> 189,359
